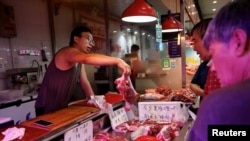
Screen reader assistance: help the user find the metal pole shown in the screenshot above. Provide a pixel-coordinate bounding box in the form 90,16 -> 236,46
180,0 -> 186,88
103,0 -> 114,92
47,0 -> 56,55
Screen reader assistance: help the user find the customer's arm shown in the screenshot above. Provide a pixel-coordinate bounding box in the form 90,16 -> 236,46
190,83 -> 205,97
189,62 -> 207,97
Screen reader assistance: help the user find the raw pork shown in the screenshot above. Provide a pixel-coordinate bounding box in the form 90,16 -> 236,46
93,132 -> 128,141
114,73 -> 137,110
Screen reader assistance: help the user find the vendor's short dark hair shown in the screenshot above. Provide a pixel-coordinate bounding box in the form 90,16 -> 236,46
69,26 -> 91,46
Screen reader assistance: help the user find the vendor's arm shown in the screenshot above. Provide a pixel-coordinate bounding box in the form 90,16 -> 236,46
79,64 -> 95,98
56,47 -> 131,75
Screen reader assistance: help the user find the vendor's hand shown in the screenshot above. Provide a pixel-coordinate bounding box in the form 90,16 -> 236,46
117,58 -> 131,76
86,96 -> 101,109
87,96 -> 113,114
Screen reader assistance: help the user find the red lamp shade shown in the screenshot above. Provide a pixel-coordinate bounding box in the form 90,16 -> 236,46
121,0 -> 157,23
162,11 -> 183,33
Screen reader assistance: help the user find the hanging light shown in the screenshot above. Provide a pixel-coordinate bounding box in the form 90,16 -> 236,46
121,0 -> 157,23
162,10 -> 183,33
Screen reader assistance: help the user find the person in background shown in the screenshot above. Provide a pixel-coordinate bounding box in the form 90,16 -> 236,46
35,26 -> 131,116
189,0 -> 250,140
125,44 -> 140,60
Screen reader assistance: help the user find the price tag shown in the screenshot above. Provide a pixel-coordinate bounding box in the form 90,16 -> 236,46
138,102 -> 189,123
108,107 -> 128,129
64,120 -> 93,141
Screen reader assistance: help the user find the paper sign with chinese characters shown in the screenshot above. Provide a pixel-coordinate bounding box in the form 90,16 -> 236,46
108,107 -> 129,130
64,120 -> 93,141
138,102 -> 189,123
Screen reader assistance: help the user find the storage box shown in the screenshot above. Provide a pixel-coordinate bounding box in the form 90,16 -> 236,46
0,90 -> 24,101
0,117 -> 14,129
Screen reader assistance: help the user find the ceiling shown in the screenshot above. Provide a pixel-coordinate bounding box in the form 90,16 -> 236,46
197,0 -> 232,19
68,0 -> 232,34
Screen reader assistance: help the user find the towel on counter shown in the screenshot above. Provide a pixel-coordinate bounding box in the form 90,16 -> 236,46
87,95 -> 113,114
2,127 -> 25,141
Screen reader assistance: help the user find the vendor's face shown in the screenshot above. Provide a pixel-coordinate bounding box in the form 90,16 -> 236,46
76,32 -> 95,53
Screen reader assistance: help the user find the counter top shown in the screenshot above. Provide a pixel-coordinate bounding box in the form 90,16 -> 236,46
0,99 -> 125,141
0,104 -> 100,140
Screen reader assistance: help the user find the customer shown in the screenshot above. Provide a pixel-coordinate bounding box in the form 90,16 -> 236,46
35,26 -> 131,116
189,18 -> 212,98
189,0 -> 250,140
189,18 -> 221,113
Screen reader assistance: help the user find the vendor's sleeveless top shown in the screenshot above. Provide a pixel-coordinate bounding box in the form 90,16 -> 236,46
35,58 -> 81,114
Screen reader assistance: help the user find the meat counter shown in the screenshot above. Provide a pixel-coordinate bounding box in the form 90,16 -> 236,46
92,101 -> 194,141
93,117 -> 193,141
0,95 -> 193,141
0,98 -> 125,141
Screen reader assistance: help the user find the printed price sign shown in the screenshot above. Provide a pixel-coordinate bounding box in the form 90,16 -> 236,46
109,107 -> 128,129
64,120 -> 93,141
138,102 -> 189,123
155,24 -> 162,42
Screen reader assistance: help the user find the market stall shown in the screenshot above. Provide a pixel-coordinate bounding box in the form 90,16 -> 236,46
0,86 -> 195,141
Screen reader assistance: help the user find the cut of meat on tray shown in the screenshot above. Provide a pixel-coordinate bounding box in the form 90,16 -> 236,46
93,132 -> 128,141
140,93 -> 165,100
114,120 -> 141,133
114,73 -> 137,111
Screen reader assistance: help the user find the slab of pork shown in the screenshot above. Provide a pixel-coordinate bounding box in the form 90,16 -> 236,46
114,73 -> 137,111
93,132 -> 128,141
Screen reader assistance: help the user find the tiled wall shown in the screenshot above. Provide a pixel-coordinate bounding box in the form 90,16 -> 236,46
0,0 -> 52,90
0,0 -> 157,92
